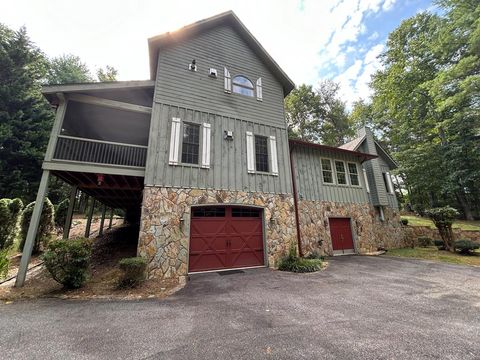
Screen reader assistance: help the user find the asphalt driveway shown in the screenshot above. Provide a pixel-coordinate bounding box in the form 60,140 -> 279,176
1,256 -> 479,359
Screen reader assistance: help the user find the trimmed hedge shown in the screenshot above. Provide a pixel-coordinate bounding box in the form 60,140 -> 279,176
417,237 -> 432,247
454,239 -> 480,255
400,218 -> 409,226
0,198 -> 23,250
118,257 -> 147,288
42,238 -> 92,289
434,240 -> 445,250
20,198 -> 55,254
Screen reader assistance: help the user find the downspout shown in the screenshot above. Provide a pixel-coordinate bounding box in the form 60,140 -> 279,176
289,143 -> 303,257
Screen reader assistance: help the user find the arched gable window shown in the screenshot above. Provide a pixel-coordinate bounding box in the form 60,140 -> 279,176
232,75 -> 254,97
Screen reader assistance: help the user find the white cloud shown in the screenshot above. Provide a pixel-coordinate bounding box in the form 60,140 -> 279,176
382,0 -> 396,11
368,31 -> 380,41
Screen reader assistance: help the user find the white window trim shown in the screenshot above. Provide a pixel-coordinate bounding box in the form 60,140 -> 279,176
224,67 -> 231,93
201,123 -> 211,168
363,168 -> 370,193
269,135 -> 278,176
256,78 -> 263,101
320,158 -> 335,184
168,117 -> 181,165
334,160 -> 348,186
347,162 -> 361,187
386,172 -> 394,194
246,131 -> 255,173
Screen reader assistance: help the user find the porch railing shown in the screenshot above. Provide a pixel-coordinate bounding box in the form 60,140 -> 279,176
53,135 -> 147,168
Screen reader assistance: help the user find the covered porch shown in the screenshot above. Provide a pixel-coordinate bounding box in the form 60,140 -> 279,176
16,81 -> 155,287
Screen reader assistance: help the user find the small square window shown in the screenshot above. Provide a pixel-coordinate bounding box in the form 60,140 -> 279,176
181,123 -> 200,164
335,161 -> 347,185
255,135 -> 269,172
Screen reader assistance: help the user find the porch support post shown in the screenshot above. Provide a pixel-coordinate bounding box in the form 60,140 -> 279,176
84,199 -> 96,238
63,184 -> 78,239
108,208 -> 114,229
99,204 -> 107,236
15,170 -> 50,287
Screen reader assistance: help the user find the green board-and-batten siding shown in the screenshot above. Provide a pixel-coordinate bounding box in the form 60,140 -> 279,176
154,24 -> 286,128
291,146 -> 369,204
145,102 -> 293,194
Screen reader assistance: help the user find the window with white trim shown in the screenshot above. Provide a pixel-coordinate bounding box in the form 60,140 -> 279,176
181,123 -> 200,164
232,75 -> 254,97
321,159 -> 334,184
347,163 -> 360,186
169,118 -> 211,168
254,135 -> 269,172
383,172 -> 394,194
335,161 -> 347,185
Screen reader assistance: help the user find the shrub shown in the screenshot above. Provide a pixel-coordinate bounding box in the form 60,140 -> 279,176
0,198 -> 23,249
20,198 -> 55,253
454,239 -> 480,255
278,242 -> 323,273
434,240 -> 445,250
0,249 -> 9,280
118,257 -> 147,288
304,251 -> 324,260
54,198 -> 69,228
400,218 -> 409,226
417,237 -> 432,247
425,206 -> 459,252
42,238 -> 92,289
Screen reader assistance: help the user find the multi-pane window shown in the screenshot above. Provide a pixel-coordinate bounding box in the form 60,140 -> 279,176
347,163 -> 359,186
255,135 -> 269,172
181,123 -> 200,164
232,76 -> 254,97
335,161 -> 347,185
321,159 -> 333,183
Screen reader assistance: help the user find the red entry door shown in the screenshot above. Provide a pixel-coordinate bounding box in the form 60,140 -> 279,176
329,218 -> 355,252
189,206 -> 264,272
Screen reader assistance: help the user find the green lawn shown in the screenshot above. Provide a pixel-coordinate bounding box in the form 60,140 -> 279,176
401,215 -> 480,231
386,247 -> 480,266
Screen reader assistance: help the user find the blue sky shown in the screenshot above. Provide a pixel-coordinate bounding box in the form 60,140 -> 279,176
1,0 -> 434,106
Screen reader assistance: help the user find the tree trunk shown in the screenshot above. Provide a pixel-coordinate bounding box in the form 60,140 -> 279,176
456,191 -> 474,221
438,224 -> 455,252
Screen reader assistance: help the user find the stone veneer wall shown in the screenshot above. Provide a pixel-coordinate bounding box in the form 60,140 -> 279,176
138,186 -> 298,284
297,200 -> 407,256
405,226 -> 480,245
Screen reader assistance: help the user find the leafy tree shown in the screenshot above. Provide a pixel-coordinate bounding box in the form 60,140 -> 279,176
0,24 -> 54,202
45,54 -> 93,84
368,1 -> 480,219
97,65 -> 118,82
285,81 -> 353,146
349,99 -> 375,128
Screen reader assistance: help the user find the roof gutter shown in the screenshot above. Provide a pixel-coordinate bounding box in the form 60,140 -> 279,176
289,143 -> 303,257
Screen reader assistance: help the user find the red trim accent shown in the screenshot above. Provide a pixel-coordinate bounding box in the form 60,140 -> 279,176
289,144 -> 303,257
288,139 -> 377,162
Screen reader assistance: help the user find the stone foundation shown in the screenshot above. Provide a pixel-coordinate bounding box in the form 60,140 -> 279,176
297,200 -> 408,256
405,226 -> 480,245
138,187 -> 297,283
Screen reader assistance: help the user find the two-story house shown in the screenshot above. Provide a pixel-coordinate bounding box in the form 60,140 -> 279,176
16,11 -> 406,287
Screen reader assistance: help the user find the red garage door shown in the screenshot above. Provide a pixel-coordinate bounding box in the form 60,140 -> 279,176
189,206 -> 265,272
329,218 -> 355,255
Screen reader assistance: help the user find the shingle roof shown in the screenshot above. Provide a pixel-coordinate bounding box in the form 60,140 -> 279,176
338,136 -> 365,151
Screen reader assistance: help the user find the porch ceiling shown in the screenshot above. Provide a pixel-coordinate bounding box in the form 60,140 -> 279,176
52,170 -> 143,209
